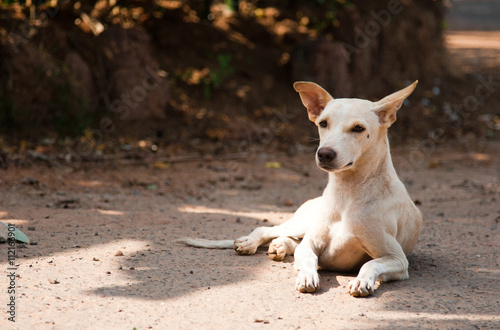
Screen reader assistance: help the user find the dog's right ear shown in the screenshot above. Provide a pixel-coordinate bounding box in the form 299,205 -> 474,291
294,82 -> 334,122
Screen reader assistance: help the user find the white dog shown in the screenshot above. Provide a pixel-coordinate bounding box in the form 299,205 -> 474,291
179,81 -> 423,297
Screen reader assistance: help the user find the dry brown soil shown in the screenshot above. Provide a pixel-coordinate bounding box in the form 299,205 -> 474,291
1,139 -> 499,329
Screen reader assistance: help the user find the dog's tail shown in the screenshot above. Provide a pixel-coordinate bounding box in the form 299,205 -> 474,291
176,238 -> 235,249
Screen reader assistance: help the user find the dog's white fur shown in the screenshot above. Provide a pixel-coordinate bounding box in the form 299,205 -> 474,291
179,81 -> 423,297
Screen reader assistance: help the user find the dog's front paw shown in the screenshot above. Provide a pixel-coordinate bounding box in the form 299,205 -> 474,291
295,271 -> 320,293
268,238 -> 287,261
348,276 -> 375,297
233,236 -> 259,255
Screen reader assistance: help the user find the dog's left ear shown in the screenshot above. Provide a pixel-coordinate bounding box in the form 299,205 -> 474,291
374,80 -> 418,127
294,81 -> 334,122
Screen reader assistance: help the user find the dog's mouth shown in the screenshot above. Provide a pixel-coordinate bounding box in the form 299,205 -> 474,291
318,162 -> 354,172
344,162 -> 354,169
338,162 -> 354,171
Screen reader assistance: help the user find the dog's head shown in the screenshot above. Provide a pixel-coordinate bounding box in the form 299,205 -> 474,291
294,81 -> 418,173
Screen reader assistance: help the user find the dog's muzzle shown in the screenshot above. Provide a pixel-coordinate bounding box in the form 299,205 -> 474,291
317,147 -> 354,172
317,147 -> 337,170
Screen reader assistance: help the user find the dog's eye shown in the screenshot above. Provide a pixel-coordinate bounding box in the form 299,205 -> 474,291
319,120 -> 328,128
352,125 -> 365,133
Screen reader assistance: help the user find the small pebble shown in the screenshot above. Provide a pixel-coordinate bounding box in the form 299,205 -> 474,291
254,319 -> 269,324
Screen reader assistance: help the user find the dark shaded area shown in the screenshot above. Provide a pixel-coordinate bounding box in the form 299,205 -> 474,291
0,0 -> 498,161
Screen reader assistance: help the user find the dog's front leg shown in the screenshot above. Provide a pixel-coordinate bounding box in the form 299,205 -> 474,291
293,239 -> 321,293
234,226 -> 302,255
233,227 -> 268,255
234,212 -> 310,255
349,236 -> 409,297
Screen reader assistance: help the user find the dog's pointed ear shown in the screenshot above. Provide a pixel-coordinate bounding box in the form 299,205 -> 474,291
293,82 -> 334,122
374,80 -> 418,127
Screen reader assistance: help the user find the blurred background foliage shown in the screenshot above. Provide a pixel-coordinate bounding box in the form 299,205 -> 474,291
0,0 -> 498,160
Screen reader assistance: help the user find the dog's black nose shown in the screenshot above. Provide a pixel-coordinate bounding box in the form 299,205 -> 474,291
317,147 -> 336,164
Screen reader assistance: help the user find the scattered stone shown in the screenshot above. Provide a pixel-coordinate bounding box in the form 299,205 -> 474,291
254,318 -> 270,324
48,278 -> 60,284
56,199 -> 80,209
115,250 -> 124,256
21,177 -> 39,186
240,181 -> 262,191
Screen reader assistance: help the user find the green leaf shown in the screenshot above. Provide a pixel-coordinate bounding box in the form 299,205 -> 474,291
146,184 -> 158,190
0,221 -> 30,244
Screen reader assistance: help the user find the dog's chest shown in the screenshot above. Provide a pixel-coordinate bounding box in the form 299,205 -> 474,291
317,221 -> 370,272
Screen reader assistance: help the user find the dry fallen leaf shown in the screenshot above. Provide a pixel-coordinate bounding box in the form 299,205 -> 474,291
265,161 -> 281,169
153,161 -> 171,169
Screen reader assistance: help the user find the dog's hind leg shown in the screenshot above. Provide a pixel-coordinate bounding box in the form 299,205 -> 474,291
268,236 -> 300,261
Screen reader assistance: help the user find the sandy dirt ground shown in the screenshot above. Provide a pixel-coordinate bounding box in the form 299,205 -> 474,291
1,139 -> 499,329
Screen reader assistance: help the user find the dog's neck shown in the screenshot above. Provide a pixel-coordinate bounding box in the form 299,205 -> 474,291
326,136 -> 395,192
